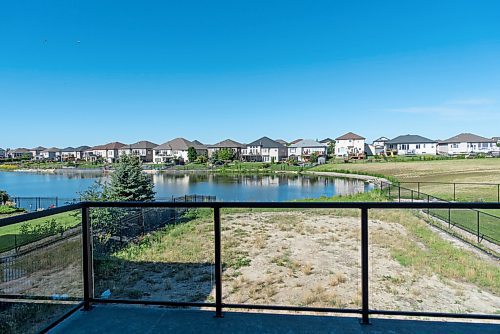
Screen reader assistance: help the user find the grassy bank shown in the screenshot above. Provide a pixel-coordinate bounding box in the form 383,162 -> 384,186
0,211 -> 81,252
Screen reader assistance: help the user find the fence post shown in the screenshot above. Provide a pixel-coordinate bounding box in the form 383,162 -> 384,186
411,190 -> 414,202
388,183 -> 391,198
360,208 -> 370,325
214,206 -> 223,318
498,184 -> 499,203
427,195 -> 430,216
82,205 -> 94,311
453,183 -> 456,201
417,182 -> 420,199
477,211 -> 480,243
398,185 -> 401,203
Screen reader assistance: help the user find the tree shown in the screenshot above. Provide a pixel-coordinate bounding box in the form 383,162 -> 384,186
217,148 -> 234,161
0,190 -> 9,205
310,152 -> 319,163
108,154 -> 155,201
327,141 -> 336,156
187,147 -> 198,162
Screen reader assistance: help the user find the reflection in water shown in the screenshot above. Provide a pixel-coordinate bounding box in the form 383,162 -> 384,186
0,171 -> 373,202
152,173 -> 373,201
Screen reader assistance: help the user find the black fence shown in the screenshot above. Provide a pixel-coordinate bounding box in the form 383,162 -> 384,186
1,200 -> 499,333
380,181 -> 500,246
397,181 -> 500,202
10,197 -> 78,212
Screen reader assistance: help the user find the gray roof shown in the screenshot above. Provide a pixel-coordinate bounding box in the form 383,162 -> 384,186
11,148 -> 30,154
30,146 -> 46,151
121,141 -> 159,150
289,139 -> 327,148
336,132 -> 365,140
61,147 -> 76,152
440,133 -> 495,144
247,136 -> 285,148
373,137 -> 390,143
209,139 -> 245,149
386,135 -> 436,145
42,147 -> 61,153
154,138 -> 206,151
275,139 -> 288,146
75,146 -> 91,151
319,138 -> 334,143
191,140 -> 208,150
92,142 -> 126,150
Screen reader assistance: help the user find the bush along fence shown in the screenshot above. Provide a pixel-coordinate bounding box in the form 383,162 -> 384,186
380,181 -> 500,247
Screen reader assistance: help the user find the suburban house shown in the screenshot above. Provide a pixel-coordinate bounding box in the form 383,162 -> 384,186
60,147 -> 77,161
372,137 -> 389,155
88,142 -> 126,163
335,132 -> 365,157
207,139 -> 246,159
41,147 -> 61,160
288,139 -> 327,162
9,148 -> 32,159
241,136 -> 287,162
0,148 -> 5,159
437,133 -> 499,156
29,146 -> 46,160
74,146 -> 91,160
493,137 -> 500,145
153,138 -> 208,163
385,135 -> 437,156
118,141 -> 158,162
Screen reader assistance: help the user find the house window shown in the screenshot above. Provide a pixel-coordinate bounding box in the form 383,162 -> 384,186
416,144 -> 420,149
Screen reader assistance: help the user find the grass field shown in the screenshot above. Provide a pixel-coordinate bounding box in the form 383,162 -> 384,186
0,211 -> 81,252
89,199 -> 499,313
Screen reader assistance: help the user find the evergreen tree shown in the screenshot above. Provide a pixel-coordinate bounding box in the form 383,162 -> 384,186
108,154 -> 155,201
187,147 -> 198,162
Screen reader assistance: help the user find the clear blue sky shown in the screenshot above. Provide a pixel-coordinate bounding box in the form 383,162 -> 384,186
1,1 -> 499,148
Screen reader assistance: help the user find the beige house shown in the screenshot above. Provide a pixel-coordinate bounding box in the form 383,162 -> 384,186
118,141 -> 158,162
335,132 -> 365,157
153,138 -> 208,163
88,142 -> 126,163
208,139 -> 246,159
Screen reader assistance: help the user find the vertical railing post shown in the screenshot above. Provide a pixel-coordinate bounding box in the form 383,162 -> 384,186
360,208 -> 370,325
477,211 -> 480,243
497,184 -> 499,203
398,185 -> 401,203
417,182 -> 420,200
214,206 -> 223,318
82,205 -> 94,311
448,208 -> 451,228
453,183 -> 456,201
411,190 -> 414,202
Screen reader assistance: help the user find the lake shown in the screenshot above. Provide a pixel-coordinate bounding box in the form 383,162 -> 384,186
0,170 -> 374,202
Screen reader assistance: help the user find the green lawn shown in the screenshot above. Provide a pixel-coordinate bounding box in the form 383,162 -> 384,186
0,211 -> 81,252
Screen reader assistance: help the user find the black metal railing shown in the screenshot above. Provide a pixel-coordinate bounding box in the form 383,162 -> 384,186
0,200 -> 499,333
396,181 -> 500,202
380,181 -> 500,246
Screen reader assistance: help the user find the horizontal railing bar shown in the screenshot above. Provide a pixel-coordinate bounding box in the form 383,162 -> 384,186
81,201 -> 500,210
0,294 -> 82,302
90,298 -> 215,308
223,303 -> 362,314
0,203 -> 83,227
40,301 -> 85,334
399,181 -> 500,186
369,309 -> 500,320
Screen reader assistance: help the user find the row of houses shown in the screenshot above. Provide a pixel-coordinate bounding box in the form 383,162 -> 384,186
1,132 -> 499,164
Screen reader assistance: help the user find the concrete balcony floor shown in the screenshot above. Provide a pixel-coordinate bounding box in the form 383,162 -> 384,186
50,304 -> 499,334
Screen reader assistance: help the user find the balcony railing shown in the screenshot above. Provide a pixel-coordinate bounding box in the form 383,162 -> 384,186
0,200 -> 499,333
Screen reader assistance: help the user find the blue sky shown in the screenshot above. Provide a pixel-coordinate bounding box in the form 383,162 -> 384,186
1,1 -> 499,148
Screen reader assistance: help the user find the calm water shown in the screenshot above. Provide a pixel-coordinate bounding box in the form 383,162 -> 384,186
0,170 -> 374,201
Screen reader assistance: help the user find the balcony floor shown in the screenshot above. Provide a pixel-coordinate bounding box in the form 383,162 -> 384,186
50,304 -> 499,334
